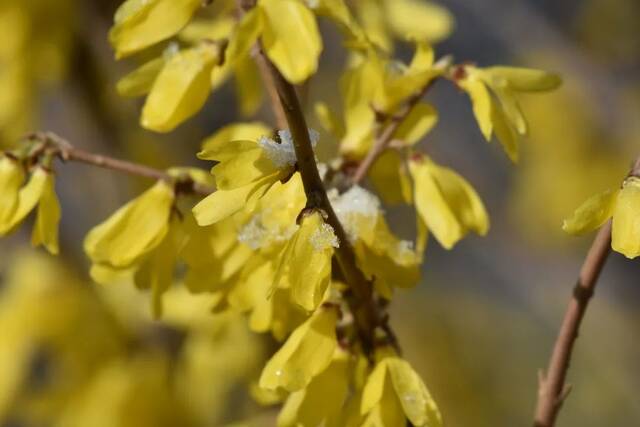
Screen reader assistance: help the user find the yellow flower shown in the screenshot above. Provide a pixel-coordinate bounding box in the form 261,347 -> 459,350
337,43 -> 440,158
272,210 -> 338,311
278,350 -> 351,427
458,65 -> 561,162
0,165 -> 61,255
361,350 -> 442,427
328,185 -> 421,296
181,214 -> 253,294
228,254 -> 307,340
193,129 -> 317,226
109,0 -> 201,59
409,153 -> 489,249
563,176 -> 640,258
85,180 -> 175,268
116,56 -> 165,98
368,150 -> 413,205
133,217 -> 184,317
141,43 -> 224,132
259,306 -> 338,392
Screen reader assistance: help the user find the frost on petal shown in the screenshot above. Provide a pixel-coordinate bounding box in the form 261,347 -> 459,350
310,222 -> 339,251
330,185 -> 381,242
259,135 -> 297,169
238,213 -> 299,250
258,129 -> 320,169
272,211 -> 336,311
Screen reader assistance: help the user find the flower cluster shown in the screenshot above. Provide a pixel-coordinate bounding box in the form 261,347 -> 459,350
0,0 -> 585,425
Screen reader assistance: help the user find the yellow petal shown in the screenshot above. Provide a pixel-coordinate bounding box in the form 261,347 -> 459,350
259,307 -> 338,391
459,76 -> 493,141
84,181 -> 174,268
612,177 -> 640,258
361,359 -> 388,415
386,358 -> 442,427
410,155 -> 489,249
309,0 -> 364,45
562,189 -> 618,235
199,122 -> 271,159
376,68 -> 439,113
494,86 -> 527,135
227,7 -> 264,63
179,16 -> 236,43
278,351 -> 350,427
482,66 -> 562,92
340,55 -> 384,158
109,0 -> 201,58
394,102 -> 438,145
192,172 -> 280,226
4,167 -> 48,234
141,45 -> 220,132
385,0 -> 454,43
408,41 -> 435,73
0,156 -> 24,233
116,57 -> 164,97
274,211 -> 336,311
315,102 -> 345,139
260,0 -> 322,84
361,384 -> 406,427
234,57 -> 264,116
31,172 -> 61,255
134,218 -> 184,318
491,100 -> 519,163
369,150 -> 413,205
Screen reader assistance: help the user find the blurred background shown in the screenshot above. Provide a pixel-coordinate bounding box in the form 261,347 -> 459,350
1,0 -> 639,426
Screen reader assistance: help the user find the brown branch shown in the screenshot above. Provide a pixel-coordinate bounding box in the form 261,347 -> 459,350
533,221 -> 611,427
257,47 -> 382,354
29,132 -> 214,196
236,0 -> 383,352
534,158 -> 640,426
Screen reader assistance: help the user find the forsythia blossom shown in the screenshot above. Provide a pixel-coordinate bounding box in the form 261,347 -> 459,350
0,157 -> 61,254
457,65 -> 562,162
563,176 -> 640,258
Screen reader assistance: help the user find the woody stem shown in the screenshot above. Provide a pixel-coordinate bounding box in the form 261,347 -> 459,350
27,132 -> 214,196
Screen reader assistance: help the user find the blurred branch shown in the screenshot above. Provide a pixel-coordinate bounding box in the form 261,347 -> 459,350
251,45 -> 289,129
28,132 -> 214,196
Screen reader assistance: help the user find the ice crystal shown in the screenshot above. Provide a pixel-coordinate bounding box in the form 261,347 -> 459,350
309,222 -> 339,251
238,213 -> 298,249
258,129 -> 319,169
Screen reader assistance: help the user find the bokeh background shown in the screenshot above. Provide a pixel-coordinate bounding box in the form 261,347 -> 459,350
1,0 -> 639,426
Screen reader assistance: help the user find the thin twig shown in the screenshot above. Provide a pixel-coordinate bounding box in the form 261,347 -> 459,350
29,132 -> 214,196
533,221 -> 611,427
534,158 -> 640,426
